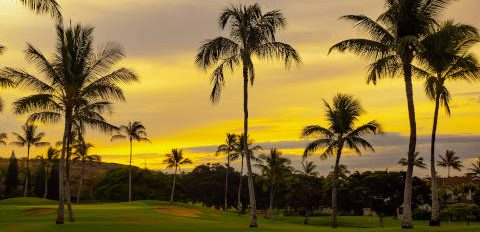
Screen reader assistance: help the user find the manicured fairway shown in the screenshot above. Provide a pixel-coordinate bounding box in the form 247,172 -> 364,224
0,198 -> 478,232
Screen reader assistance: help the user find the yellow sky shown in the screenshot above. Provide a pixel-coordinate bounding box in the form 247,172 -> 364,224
0,0 -> 479,176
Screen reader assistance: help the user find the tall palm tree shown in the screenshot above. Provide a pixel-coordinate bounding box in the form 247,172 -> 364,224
468,157 -> 480,178
302,94 -> 381,228
415,21 -> 480,226
72,138 -> 100,203
111,121 -> 150,202
216,133 -> 237,211
437,150 -> 463,177
163,149 -> 192,203
42,146 -> 58,199
328,1 -> 452,228
229,133 -> 262,214
10,122 -> 49,197
4,23 -> 138,224
398,152 -> 427,169
255,148 -> 292,219
195,3 -> 300,227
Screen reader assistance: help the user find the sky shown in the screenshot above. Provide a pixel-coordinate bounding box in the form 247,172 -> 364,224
0,0 -> 479,177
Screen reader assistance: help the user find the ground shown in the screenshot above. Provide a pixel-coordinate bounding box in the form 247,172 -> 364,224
0,198 -> 478,232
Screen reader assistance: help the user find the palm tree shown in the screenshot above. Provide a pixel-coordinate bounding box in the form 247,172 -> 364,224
163,149 -> 192,203
0,132 -> 7,146
195,3 -> 300,227
302,94 -> 381,228
72,139 -> 100,203
10,122 -> 49,197
216,133 -> 237,211
415,21 -> 480,226
4,23 -> 138,224
468,157 -> 480,177
111,121 -> 150,202
19,0 -> 62,20
328,1 -> 452,228
300,159 -> 318,177
255,148 -> 292,219
437,150 -> 463,177
42,147 -> 58,199
398,152 -> 427,169
229,133 -> 262,214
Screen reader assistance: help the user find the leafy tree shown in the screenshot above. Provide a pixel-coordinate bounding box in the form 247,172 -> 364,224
329,1 -> 452,228
163,149 -> 192,203
255,148 -> 293,219
5,151 -> 19,197
398,152 -> 427,169
302,94 -> 381,228
195,3 -> 300,227
111,121 -> 150,202
72,140 -> 100,203
10,122 -> 49,197
4,23 -> 137,224
215,133 -> 237,211
229,133 -> 262,213
437,150 -> 463,177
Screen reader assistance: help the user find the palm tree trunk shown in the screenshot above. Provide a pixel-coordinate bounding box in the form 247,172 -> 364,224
267,174 -> 276,219
243,64 -> 257,228
24,144 -> 31,197
447,167 -> 450,178
237,155 -> 244,214
224,155 -> 229,211
170,165 -> 177,203
56,111 -> 72,224
129,138 -> 132,202
43,165 -> 49,199
429,96 -> 441,226
332,145 -> 343,228
65,131 -> 75,222
401,61 -> 417,229
77,160 -> 85,204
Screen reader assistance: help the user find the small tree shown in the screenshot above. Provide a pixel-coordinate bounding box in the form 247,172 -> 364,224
5,151 -> 19,197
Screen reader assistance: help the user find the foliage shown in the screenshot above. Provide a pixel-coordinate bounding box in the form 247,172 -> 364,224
4,152 -> 19,197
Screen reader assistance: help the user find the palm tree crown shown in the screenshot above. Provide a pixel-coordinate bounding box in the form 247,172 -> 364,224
437,149 -> 463,177
195,3 -> 300,102
111,121 -> 150,143
469,158 -> 480,177
10,123 -> 49,148
163,149 -> 192,169
399,152 -> 427,169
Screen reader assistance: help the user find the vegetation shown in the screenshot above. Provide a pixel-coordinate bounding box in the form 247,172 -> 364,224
10,122 -> 49,197
301,94 -> 381,228
438,150 -> 464,178
163,149 -> 192,203
111,121 -> 150,202
195,3 -> 300,227
398,152 -> 426,169
4,152 -> 19,197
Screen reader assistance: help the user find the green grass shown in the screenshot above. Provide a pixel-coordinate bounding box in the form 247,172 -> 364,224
0,197 -> 478,232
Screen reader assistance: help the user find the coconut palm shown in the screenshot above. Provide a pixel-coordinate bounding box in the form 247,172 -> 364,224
437,150 -> 463,177
195,3 -> 300,227
111,121 -> 150,202
163,149 -> 192,203
300,159 -> 319,177
302,94 -> 381,228
0,132 -> 7,146
328,0 -> 452,228
414,21 -> 480,226
72,139 -> 100,203
255,148 -> 292,219
229,133 -> 262,214
468,158 -> 480,177
398,152 -> 427,169
216,133 -> 237,211
10,122 -> 49,197
4,23 -> 137,224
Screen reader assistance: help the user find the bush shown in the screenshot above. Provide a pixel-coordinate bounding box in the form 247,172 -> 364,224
412,208 -> 431,220
442,203 -> 480,223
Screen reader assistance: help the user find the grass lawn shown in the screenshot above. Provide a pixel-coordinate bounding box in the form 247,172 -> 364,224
0,197 -> 478,232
